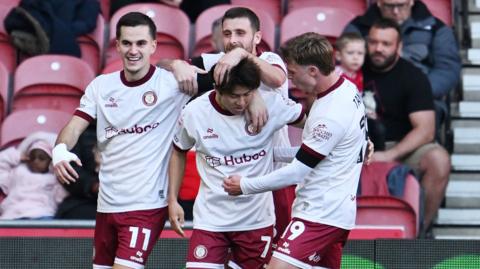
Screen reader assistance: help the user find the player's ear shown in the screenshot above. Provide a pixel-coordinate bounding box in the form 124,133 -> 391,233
253,30 -> 261,45
334,50 -> 341,62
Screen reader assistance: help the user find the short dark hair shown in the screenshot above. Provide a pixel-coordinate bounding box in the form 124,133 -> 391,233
216,58 -> 261,94
280,32 -> 335,76
116,12 -> 156,40
370,18 -> 402,43
222,7 -> 260,32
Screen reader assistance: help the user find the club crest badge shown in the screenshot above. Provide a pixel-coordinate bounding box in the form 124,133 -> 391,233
142,91 -> 157,106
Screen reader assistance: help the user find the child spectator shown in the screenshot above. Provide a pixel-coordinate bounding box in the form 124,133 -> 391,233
0,132 -> 67,220
335,32 -> 366,92
336,32 -> 386,150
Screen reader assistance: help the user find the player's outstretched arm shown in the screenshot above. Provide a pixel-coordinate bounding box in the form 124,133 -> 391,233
167,147 -> 188,237
53,116 -> 89,185
157,59 -> 207,96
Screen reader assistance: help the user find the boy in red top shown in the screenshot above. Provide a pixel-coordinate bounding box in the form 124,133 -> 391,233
335,32 -> 366,92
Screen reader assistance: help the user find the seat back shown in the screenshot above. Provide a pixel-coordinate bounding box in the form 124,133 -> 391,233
421,0 -> 452,26
193,4 -> 275,57
354,196 -> 417,239
231,0 -> 283,24
280,7 -> 356,45
78,15 -> 106,73
1,109 -> 70,148
13,55 -> 95,113
287,0 -> 367,17
107,3 -> 190,64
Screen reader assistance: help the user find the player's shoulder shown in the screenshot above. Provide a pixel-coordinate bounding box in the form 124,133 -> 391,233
183,90 -> 213,112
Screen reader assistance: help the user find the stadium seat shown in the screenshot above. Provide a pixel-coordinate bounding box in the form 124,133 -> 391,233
0,3 -> 19,74
352,195 -> 418,239
102,59 -> 123,74
351,161 -> 421,239
280,7 -> 356,45
98,0 -> 111,21
231,0 -> 283,24
193,4 -> 276,57
421,0 -> 452,26
78,15 -> 106,74
106,3 -> 190,65
12,55 -> 95,114
0,63 -> 9,122
0,109 -> 70,148
287,0 -> 367,17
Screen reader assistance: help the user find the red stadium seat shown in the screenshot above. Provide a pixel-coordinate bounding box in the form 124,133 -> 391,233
350,161 -> 421,239
0,63 -> 9,122
193,4 -> 276,57
231,0 -> 283,24
12,55 -> 95,114
352,196 -> 417,239
98,0 -> 111,21
106,3 -> 190,65
280,7 -> 356,45
0,3 -> 19,74
287,0 -> 367,17
421,0 -> 452,26
0,109 -> 70,148
78,15 -> 106,74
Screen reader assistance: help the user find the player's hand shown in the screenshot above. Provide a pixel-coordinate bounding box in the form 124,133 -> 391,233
246,91 -> 268,134
172,60 -> 207,96
214,47 -> 248,85
223,175 -> 243,196
52,144 -> 81,185
365,139 -> 374,165
168,201 -> 185,237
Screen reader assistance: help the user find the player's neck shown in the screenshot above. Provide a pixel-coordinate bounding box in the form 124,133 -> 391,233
316,72 -> 340,94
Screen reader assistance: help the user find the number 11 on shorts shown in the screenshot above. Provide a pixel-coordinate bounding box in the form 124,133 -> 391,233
129,226 -> 151,251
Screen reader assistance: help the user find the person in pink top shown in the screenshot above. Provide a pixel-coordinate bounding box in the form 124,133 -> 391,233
0,131 -> 67,220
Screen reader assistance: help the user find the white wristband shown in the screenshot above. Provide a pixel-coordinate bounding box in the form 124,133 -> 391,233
52,143 -> 79,166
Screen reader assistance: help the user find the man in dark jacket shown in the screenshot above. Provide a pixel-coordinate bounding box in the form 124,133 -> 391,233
344,0 -> 461,131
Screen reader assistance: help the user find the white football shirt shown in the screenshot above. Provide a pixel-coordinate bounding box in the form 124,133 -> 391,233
75,65 -> 190,213
173,90 -> 303,232
293,77 -> 367,230
200,51 -> 292,165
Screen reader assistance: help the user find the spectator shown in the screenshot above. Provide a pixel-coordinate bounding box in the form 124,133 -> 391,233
335,32 -> 366,92
0,131 -> 68,220
343,0 -> 461,134
362,18 -> 450,231
4,0 -> 100,57
55,124 -> 98,220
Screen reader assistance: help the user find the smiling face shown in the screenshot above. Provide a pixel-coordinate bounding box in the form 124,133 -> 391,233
116,25 -> 157,81
222,17 -> 261,54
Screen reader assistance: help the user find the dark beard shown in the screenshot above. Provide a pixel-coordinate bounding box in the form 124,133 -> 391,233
368,53 -> 398,72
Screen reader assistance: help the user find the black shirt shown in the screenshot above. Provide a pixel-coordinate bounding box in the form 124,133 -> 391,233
363,57 -> 434,141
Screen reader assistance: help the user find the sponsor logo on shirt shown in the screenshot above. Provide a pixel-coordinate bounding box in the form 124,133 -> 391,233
130,251 -> 144,263
104,122 -> 160,139
312,124 -> 332,141
204,150 -> 267,167
202,128 -> 219,139
308,252 -> 321,263
105,97 -> 118,108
